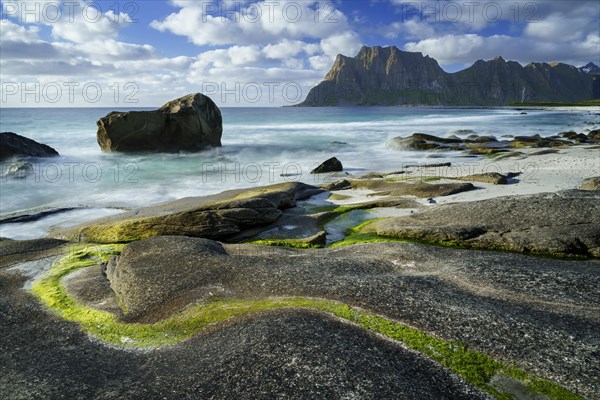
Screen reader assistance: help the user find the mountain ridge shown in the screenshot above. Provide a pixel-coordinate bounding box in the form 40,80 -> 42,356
299,45 -> 598,106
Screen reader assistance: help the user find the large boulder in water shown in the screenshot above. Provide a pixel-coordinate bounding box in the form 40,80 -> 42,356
0,132 -> 59,161
97,93 -> 222,152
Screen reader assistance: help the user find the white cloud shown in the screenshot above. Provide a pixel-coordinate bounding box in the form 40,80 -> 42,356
525,12 -> 593,42
227,45 -> 262,65
381,20 -> 436,40
150,0 -> 351,46
405,33 -> 600,67
308,55 -> 333,71
320,31 -> 363,59
389,0 -> 600,36
50,9 -> 132,43
263,39 -> 305,59
70,40 -> 157,60
0,20 -> 40,42
405,34 -> 485,64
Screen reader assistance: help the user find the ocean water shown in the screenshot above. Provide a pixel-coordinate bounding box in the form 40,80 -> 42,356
1,106 -> 598,237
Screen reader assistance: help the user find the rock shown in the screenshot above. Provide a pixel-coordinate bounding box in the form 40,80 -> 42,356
96,93 -> 222,152
387,133 -> 461,151
0,132 -> 59,161
528,149 -> 560,156
389,133 -> 507,155
351,180 -> 476,198
470,135 -> 497,143
0,207 -> 78,224
0,238 -> 67,267
322,179 -> 351,191
456,172 -> 509,185
510,135 -> 571,148
311,157 -> 343,174
451,129 -> 476,135
421,162 -> 452,168
105,236 -> 231,319
559,131 -> 588,142
494,151 -> 526,160
4,161 -> 34,178
370,190 -> 600,258
359,172 -> 385,179
580,177 -> 600,190
86,238 -> 600,397
53,182 -> 319,243
466,146 -> 509,156
588,129 -> 600,140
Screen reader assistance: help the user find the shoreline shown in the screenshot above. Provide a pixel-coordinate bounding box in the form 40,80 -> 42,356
2,144 -> 598,241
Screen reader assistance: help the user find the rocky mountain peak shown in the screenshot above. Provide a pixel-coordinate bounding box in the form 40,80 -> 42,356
580,62 -> 600,75
299,45 -> 596,106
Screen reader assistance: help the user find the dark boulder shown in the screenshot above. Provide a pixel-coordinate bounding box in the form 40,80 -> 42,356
311,157 -> 343,174
0,132 -> 59,161
97,93 -> 222,153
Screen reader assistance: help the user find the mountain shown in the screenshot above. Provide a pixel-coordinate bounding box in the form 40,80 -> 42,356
580,62 -> 600,75
299,46 -> 596,106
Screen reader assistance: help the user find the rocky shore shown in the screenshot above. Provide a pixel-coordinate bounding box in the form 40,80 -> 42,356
1,103 -> 600,399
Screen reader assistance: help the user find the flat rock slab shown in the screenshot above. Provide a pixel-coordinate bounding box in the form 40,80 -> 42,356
102,236 -> 600,397
350,180 -> 477,198
52,182 -> 322,244
0,238 -> 66,268
0,268 -> 486,400
370,190 -> 600,258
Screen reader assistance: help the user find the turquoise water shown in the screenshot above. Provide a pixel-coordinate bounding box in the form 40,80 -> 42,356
1,106 -> 597,217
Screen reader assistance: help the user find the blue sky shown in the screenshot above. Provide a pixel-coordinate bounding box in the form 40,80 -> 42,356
1,0 -> 599,106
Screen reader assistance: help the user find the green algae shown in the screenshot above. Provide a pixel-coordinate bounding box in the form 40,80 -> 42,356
32,245 -> 582,399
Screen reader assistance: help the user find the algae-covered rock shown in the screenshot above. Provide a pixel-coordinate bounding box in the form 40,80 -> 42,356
456,172 -> 509,185
105,236 -> 231,319
587,129 -> 600,140
97,93 -> 222,152
322,179 -> 352,191
386,133 -> 461,151
370,190 -> 600,258
351,180 -> 476,198
580,177 -> 600,190
94,237 -> 600,397
54,182 -> 318,243
509,135 -> 571,148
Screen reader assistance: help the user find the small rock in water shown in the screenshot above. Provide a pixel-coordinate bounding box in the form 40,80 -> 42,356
422,162 -> 452,168
5,161 -> 34,178
311,157 -> 343,174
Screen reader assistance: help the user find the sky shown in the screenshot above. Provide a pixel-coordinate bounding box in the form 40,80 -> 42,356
1,0 -> 599,107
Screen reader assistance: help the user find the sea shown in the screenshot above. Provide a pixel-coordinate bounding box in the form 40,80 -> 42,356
1,106 -> 598,239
